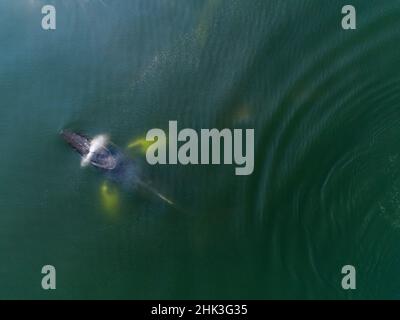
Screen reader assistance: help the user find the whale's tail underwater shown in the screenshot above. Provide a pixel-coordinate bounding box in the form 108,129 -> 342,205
60,130 -> 174,206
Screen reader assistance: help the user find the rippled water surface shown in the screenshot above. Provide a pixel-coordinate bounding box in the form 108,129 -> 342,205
1,0 -> 400,299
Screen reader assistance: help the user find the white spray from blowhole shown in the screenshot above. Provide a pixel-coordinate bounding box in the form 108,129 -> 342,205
81,134 -> 109,167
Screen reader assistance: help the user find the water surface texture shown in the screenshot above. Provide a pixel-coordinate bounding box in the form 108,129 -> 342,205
1,0 -> 400,299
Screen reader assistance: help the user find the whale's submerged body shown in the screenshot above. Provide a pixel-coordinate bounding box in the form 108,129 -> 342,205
60,130 -> 140,190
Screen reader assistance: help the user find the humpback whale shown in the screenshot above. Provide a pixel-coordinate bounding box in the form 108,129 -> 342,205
60,130 -> 174,205
61,130 -> 139,188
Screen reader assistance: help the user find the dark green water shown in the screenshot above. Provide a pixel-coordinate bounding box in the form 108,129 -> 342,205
1,0 -> 400,299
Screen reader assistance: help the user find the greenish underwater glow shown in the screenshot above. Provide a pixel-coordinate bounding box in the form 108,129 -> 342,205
1,0 -> 400,299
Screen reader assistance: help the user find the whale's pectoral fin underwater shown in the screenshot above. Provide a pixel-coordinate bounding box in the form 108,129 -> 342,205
60,129 -> 175,208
